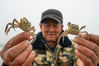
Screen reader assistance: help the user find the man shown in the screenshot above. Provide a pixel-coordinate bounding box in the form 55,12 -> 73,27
0,9 -> 99,66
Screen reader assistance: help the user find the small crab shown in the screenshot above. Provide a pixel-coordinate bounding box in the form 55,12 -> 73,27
5,17 -> 36,39
57,22 -> 88,44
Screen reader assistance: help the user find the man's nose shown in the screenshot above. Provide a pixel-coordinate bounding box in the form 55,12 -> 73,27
49,26 -> 55,32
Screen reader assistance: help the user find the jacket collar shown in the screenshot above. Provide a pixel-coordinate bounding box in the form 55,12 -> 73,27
31,32 -> 71,50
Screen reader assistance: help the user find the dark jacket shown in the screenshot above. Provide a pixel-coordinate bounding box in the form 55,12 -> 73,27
32,32 -> 72,51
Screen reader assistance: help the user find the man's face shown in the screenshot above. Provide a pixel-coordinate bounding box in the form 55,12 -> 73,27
40,21 -> 63,42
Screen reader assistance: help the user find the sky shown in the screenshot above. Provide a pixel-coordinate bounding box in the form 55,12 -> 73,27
0,0 -> 99,46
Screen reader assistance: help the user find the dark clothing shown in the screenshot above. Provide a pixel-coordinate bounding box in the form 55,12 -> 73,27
32,32 -> 71,52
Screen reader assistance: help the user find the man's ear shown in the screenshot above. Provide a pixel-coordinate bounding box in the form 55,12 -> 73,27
61,25 -> 64,30
39,24 -> 42,30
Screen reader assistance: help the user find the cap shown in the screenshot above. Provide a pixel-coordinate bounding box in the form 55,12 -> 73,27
40,9 -> 63,24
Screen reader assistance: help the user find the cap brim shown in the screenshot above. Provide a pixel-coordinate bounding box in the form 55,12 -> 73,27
41,15 -> 61,23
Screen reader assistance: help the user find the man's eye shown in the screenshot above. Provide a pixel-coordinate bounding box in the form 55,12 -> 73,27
54,26 -> 57,28
54,24 -> 59,28
46,24 -> 50,27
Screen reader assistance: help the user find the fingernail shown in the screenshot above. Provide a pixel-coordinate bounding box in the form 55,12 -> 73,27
24,32 -> 30,37
75,50 -> 79,54
25,40 -> 30,44
73,37 -> 79,42
80,33 -> 86,38
32,51 -> 35,57
74,43 -> 78,48
8,40 -> 13,44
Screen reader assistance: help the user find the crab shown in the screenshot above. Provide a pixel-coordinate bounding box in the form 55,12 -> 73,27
5,17 -> 36,39
57,22 -> 88,44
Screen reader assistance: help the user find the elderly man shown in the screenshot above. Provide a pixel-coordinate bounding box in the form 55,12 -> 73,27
0,9 -> 99,66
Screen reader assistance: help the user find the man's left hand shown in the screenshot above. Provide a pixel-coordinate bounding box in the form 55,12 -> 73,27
74,34 -> 99,66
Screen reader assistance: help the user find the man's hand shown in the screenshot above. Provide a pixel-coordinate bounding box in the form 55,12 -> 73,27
0,32 -> 35,66
74,34 -> 99,66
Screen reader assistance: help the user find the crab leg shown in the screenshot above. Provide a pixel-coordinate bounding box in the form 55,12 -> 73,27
80,25 -> 86,30
29,32 -> 36,43
62,30 -> 69,43
57,30 -> 69,44
30,26 -> 35,33
5,23 -> 12,34
12,19 -> 19,30
5,24 -> 18,35
6,26 -> 13,35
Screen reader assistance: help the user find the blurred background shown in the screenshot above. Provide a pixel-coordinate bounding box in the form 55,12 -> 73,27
0,0 -> 99,65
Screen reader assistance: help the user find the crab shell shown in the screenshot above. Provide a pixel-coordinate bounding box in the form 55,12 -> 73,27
68,24 -> 80,35
18,18 -> 32,32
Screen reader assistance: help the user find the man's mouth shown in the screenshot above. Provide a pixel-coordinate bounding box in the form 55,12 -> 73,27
47,32 -> 56,38
48,34 -> 55,36
48,33 -> 55,35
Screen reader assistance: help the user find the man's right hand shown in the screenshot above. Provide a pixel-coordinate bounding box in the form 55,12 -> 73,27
0,32 -> 35,66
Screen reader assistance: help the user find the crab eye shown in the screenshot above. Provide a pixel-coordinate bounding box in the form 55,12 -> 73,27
67,22 -> 71,25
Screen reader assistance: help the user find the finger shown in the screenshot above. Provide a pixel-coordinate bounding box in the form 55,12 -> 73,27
75,50 -> 94,66
4,40 -> 30,64
75,45 -> 98,65
2,32 -> 30,51
74,37 -> 99,56
77,59 -> 84,66
9,45 -> 32,66
80,33 -> 99,46
21,51 -> 35,66
88,34 -> 99,46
